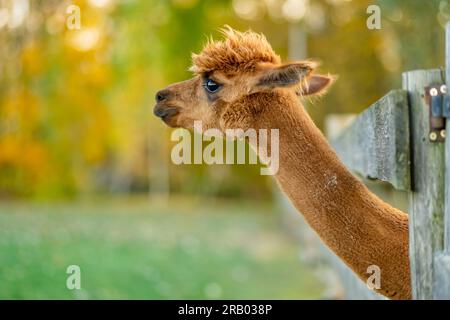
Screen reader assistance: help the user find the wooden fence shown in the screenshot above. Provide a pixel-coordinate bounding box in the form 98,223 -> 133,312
280,23 -> 450,300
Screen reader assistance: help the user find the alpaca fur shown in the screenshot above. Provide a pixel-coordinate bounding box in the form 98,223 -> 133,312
154,27 -> 411,300
190,27 -> 281,74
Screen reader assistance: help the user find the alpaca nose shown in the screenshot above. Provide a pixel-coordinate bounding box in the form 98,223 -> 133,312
155,89 -> 170,103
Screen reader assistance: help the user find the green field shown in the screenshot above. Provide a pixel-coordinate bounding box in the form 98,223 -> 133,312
0,196 -> 323,299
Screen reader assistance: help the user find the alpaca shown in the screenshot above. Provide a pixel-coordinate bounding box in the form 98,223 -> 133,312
153,27 -> 411,300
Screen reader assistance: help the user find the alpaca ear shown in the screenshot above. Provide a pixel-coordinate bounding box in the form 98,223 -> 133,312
300,74 -> 335,96
256,62 -> 314,89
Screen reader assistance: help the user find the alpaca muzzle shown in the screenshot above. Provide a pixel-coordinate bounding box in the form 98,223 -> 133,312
153,103 -> 180,127
153,105 -> 179,118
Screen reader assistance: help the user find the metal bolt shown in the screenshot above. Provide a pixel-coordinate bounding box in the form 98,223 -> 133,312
441,85 -> 447,94
429,132 -> 438,141
441,129 -> 446,139
430,88 -> 439,96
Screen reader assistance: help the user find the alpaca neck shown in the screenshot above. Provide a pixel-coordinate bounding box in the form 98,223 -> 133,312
250,90 -> 411,299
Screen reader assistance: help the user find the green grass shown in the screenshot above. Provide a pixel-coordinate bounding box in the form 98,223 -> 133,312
0,196 -> 323,299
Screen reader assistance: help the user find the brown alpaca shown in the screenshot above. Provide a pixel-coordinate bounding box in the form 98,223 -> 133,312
153,27 -> 411,300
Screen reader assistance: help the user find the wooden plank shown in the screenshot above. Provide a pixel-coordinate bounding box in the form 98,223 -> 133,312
403,69 -> 446,299
331,90 -> 410,191
445,21 -> 450,259
433,21 -> 450,300
434,254 -> 450,299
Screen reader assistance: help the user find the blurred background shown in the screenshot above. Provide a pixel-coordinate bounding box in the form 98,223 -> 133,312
0,0 -> 448,299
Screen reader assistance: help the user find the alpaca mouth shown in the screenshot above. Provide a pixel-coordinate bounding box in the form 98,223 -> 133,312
153,105 -> 180,127
161,113 -> 180,127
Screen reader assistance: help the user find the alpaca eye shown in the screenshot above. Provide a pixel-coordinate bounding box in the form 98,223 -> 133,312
203,79 -> 221,94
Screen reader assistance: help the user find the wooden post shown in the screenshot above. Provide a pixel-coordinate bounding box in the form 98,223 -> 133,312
445,22 -> 450,262
433,22 -> 450,300
403,69 -> 446,299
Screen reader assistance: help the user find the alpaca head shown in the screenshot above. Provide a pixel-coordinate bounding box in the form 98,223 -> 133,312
154,27 -> 334,131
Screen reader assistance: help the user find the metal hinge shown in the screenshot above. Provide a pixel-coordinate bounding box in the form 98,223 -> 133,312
425,84 -> 449,142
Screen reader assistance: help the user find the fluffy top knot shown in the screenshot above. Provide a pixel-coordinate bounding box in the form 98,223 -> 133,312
190,26 -> 281,75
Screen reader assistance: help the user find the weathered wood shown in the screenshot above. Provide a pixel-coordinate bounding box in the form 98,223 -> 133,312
434,254 -> 450,299
433,21 -> 450,300
445,22 -> 450,257
331,90 -> 411,191
403,69 -> 446,300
